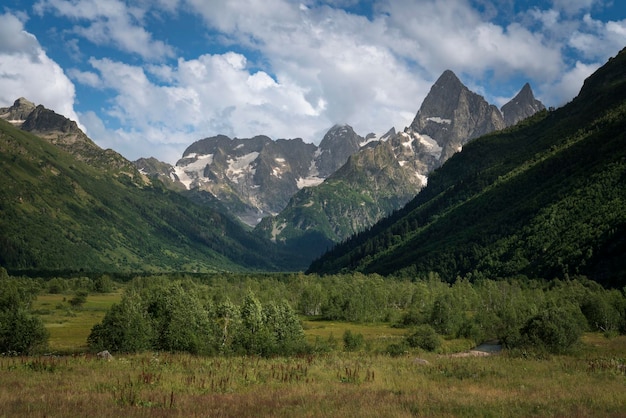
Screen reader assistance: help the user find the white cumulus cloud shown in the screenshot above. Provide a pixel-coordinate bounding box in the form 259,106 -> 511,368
34,0 -> 175,60
0,13 -> 80,124
78,53 -> 332,162
5,0 -> 625,164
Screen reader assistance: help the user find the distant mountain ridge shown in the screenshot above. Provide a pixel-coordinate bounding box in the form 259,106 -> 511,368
142,125 -> 381,226
0,68 -> 547,274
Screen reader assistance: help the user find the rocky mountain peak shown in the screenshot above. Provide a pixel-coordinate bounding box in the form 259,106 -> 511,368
0,97 -> 36,123
501,82 -> 545,127
431,69 -> 463,88
408,70 -> 506,165
409,70 -> 465,132
1,98 -> 89,149
21,105 -> 82,135
1,98 -> 139,175
316,124 -> 363,177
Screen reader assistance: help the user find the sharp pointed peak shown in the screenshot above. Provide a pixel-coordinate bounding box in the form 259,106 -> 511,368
507,82 -> 540,104
436,69 -> 461,83
517,82 -> 534,96
328,123 -> 353,131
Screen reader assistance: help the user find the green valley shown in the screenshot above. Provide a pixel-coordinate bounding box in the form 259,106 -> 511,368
0,119 -> 305,274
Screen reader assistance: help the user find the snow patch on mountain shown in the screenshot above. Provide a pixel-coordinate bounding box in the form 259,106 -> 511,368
174,153 -> 215,189
297,176 -> 325,188
414,132 -> 442,158
427,116 -> 451,124
226,152 -> 258,183
399,132 -> 414,148
360,133 -> 380,147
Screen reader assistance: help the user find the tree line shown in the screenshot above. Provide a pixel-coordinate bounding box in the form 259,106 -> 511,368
1,268 -> 625,356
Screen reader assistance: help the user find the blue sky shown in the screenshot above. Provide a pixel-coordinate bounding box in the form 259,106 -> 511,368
1,0 -> 625,163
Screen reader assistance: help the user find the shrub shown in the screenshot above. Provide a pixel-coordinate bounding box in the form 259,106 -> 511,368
429,295 -> 463,336
94,275 -> 114,293
518,304 -> 586,354
47,278 -> 68,294
398,308 -> 426,327
405,324 -> 441,351
0,310 -> 49,354
385,341 -> 409,357
343,330 -> 364,352
0,274 -> 49,354
88,290 -> 154,353
581,293 -> 622,333
68,290 -> 88,308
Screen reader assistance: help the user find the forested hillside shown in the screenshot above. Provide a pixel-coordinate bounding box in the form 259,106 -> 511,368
0,120 -> 305,274
308,48 -> 626,287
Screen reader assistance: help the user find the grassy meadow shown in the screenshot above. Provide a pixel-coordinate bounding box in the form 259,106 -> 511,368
1,288 -> 624,417
32,291 -> 123,352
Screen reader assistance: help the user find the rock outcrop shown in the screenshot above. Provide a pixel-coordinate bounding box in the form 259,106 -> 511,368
501,83 -> 546,127
0,97 -> 36,122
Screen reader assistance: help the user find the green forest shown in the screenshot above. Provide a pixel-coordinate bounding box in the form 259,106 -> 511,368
3,267 -> 625,358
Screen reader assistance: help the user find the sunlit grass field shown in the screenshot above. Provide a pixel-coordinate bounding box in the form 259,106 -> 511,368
32,291 -> 123,352
3,291 -> 624,417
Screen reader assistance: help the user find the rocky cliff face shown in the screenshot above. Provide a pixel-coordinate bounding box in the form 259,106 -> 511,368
316,125 -> 364,177
408,70 -> 506,164
135,157 -> 186,191
0,97 -> 36,122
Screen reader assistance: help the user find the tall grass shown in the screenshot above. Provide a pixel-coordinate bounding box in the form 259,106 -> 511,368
1,334 -> 624,417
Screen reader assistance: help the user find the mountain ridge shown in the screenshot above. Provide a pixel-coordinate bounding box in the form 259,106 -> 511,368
0,103 -> 305,273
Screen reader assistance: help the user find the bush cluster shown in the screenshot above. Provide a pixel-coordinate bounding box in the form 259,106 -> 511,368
88,279 -> 306,356
0,268 -> 48,354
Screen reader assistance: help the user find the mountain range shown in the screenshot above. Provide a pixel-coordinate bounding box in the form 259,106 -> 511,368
308,47 -> 626,288
143,125 -> 372,227
4,45 -> 622,285
140,71 -> 544,259
254,71 -> 544,255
